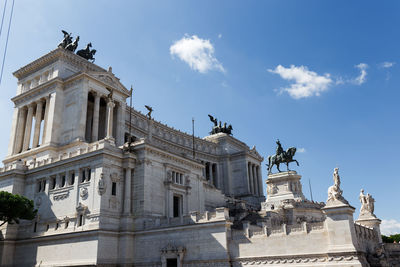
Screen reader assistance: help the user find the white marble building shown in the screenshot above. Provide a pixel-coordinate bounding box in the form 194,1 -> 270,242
0,48 -> 398,267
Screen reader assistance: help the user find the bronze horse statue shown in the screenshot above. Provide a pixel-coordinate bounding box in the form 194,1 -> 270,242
77,43 -> 96,62
267,147 -> 299,173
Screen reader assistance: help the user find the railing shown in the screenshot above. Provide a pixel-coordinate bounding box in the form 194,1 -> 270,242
0,141 -> 105,174
232,221 -> 326,239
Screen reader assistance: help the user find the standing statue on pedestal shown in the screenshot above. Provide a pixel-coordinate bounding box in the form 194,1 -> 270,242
359,189 -> 376,217
327,167 -> 348,205
267,140 -> 299,174
145,105 -> 153,120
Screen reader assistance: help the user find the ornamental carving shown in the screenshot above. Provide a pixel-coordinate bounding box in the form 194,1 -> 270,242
98,173 -> 107,195
80,187 -> 88,200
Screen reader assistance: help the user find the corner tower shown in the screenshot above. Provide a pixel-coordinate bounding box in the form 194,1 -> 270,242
5,48 -> 130,166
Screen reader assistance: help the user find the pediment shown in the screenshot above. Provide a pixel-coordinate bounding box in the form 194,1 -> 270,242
87,70 -> 130,96
250,146 -> 264,160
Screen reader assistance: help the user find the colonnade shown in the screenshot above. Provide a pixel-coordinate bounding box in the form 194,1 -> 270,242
248,162 -> 262,196
13,96 -> 50,154
85,91 -> 120,143
204,162 -> 218,188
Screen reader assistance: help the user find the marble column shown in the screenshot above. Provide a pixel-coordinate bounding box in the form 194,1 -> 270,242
209,163 -> 214,184
248,162 -> 254,194
124,168 -> 132,214
257,166 -> 263,196
22,104 -> 35,151
32,100 -> 44,148
41,96 -> 50,145
105,100 -> 115,140
213,164 -> 218,188
13,107 -> 27,154
252,164 -> 258,196
92,93 -> 100,142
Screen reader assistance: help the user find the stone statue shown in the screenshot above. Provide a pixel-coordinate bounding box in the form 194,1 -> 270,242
267,140 -> 299,173
145,105 -> 153,119
97,173 -> 107,195
107,88 -> 114,101
76,42 -> 96,62
58,30 -> 73,49
327,167 -> 348,205
65,36 -> 80,52
207,114 -> 233,135
359,189 -> 375,217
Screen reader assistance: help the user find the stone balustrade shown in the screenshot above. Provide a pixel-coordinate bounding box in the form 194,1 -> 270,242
354,223 -> 378,241
232,221 -> 326,239
0,140 -> 106,174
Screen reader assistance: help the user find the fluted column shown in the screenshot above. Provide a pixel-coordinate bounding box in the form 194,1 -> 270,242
13,107 -> 27,154
124,168 -> 132,214
248,162 -> 254,194
105,100 -> 115,140
91,93 -> 100,142
208,162 -> 213,184
22,104 -> 35,151
32,100 -> 43,148
252,164 -> 258,196
41,96 -> 50,145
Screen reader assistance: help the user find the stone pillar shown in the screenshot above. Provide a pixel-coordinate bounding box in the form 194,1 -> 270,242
213,164 -> 218,188
105,100 -> 115,141
92,93 -> 100,142
252,164 -> 258,196
257,166 -> 263,196
209,163 -> 213,184
248,162 -> 253,194
117,101 -> 125,146
22,104 -> 35,151
13,107 -> 27,154
32,100 -> 44,148
124,168 -> 132,214
41,96 -> 50,145
322,204 -> 358,253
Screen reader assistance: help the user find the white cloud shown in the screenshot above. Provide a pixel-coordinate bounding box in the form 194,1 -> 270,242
381,219 -> 400,235
353,63 -> 368,85
218,33 -> 222,39
297,148 -> 306,153
379,61 -> 395,68
268,65 -> 333,99
170,35 -> 225,73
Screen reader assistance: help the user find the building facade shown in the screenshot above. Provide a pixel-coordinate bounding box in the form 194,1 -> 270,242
0,48 -> 398,267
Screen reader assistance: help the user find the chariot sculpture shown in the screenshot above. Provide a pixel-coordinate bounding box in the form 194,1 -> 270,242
57,30 -> 96,62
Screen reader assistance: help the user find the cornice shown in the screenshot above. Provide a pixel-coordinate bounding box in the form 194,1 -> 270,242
13,48 -> 106,80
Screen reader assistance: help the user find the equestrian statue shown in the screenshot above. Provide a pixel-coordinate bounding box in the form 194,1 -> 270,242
267,140 -> 299,174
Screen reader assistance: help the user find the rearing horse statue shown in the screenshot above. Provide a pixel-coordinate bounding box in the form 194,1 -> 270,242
267,141 -> 299,173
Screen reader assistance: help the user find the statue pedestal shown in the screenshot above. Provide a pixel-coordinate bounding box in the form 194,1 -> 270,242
322,203 -> 358,253
262,171 -> 305,210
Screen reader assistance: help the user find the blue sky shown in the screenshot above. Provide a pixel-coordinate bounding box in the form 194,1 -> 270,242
0,1 -> 399,234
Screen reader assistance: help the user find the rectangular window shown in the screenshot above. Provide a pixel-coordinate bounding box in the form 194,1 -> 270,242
173,195 -> 181,218
51,177 -> 56,189
87,169 -> 91,181
81,170 -> 86,183
166,258 -> 178,267
37,181 -> 42,192
33,222 -> 37,232
78,214 -> 83,226
111,182 -> 116,196
61,176 -> 66,187
70,172 -> 75,185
